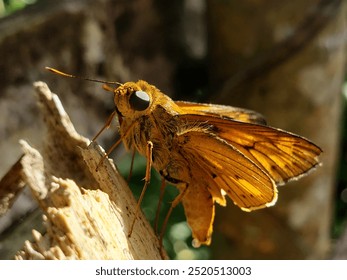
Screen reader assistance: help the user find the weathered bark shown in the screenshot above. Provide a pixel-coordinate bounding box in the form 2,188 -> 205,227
207,0 -> 346,259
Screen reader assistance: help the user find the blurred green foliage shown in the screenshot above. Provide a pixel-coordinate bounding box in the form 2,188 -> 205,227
0,0 -> 36,17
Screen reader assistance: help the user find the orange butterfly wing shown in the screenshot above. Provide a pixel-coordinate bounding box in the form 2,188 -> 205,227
175,129 -> 278,245
175,127 -> 277,245
177,130 -> 278,211
177,111 -> 322,186
172,106 -> 321,245
177,179 -> 215,246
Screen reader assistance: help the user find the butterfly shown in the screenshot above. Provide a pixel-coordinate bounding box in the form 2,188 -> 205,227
46,67 -> 322,248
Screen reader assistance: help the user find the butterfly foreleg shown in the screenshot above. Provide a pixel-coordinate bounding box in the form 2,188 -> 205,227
92,111 -> 117,141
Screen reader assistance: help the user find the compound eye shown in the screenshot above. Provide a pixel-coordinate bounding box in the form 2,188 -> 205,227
129,90 -> 150,111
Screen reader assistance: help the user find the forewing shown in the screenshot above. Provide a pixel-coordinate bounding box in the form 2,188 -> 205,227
175,101 -> 266,125
179,114 -> 322,185
177,131 -> 277,211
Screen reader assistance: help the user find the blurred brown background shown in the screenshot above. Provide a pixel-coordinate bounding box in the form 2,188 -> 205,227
0,0 -> 346,259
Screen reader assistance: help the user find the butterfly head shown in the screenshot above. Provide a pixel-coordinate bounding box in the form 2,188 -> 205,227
113,80 -> 158,118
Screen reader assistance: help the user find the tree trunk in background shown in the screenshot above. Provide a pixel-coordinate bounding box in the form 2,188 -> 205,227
207,0 -> 345,259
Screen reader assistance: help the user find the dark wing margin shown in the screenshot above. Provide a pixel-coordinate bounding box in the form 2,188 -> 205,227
175,101 -> 267,125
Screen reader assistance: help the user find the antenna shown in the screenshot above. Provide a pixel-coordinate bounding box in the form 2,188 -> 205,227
45,67 -> 123,86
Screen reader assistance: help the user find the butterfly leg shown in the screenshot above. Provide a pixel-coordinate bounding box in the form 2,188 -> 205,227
154,177 -> 166,234
92,111 -> 117,141
127,148 -> 136,183
128,141 -> 153,238
90,110 -> 121,171
159,183 -> 189,250
95,137 -> 123,171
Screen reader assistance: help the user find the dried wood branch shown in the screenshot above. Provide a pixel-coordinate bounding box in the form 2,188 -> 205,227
0,81 -> 164,259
